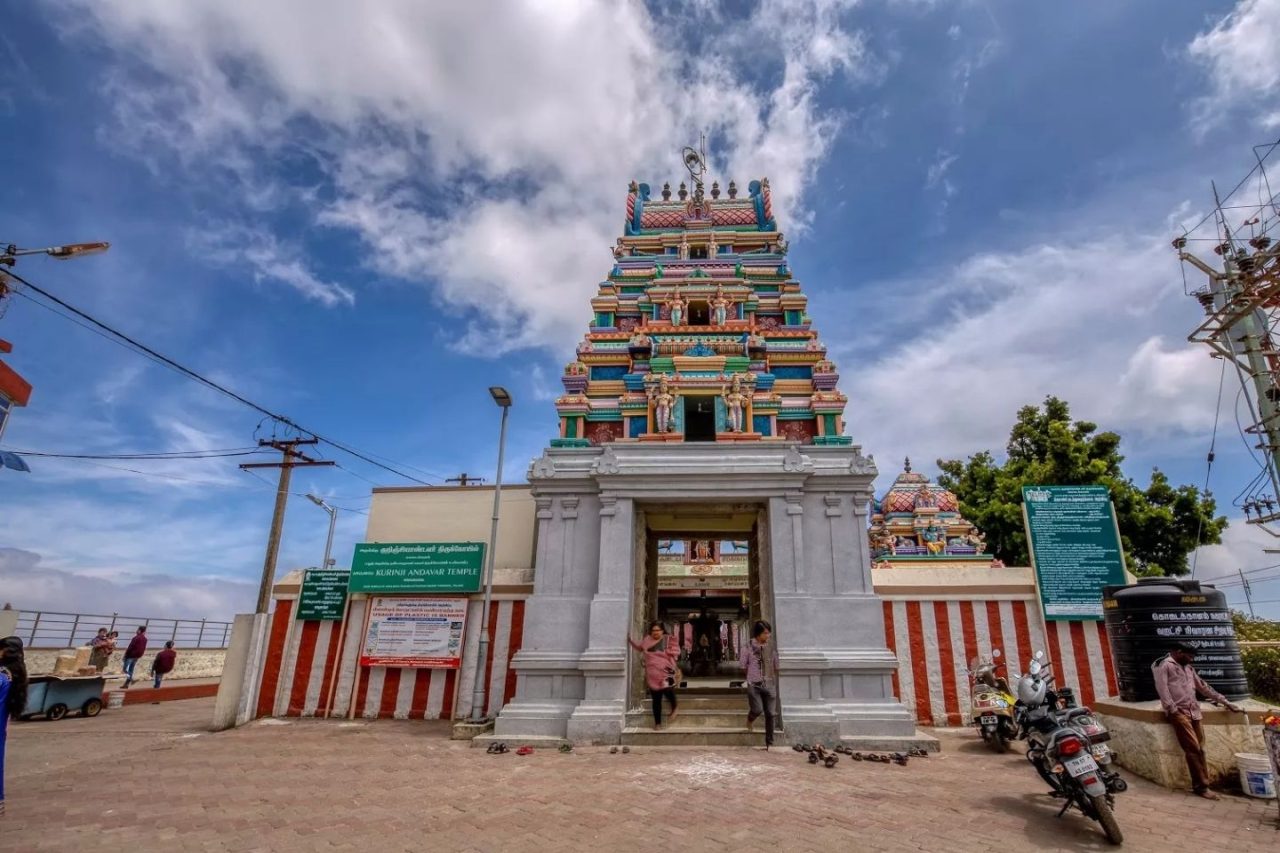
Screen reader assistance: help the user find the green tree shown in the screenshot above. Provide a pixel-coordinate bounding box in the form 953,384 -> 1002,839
936,396 -> 1227,576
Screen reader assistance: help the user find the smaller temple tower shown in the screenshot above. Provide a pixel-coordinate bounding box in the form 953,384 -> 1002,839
868,459 -> 1001,569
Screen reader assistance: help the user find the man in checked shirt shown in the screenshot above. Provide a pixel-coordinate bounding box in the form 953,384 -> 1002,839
1153,642 -> 1245,800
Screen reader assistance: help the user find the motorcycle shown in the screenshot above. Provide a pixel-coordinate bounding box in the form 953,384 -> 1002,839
968,648 -> 1019,752
1014,651 -> 1125,846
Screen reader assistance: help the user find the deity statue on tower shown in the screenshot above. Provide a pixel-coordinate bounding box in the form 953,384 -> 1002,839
669,286 -> 686,327
649,374 -> 676,434
711,285 -> 730,326
722,373 -> 748,433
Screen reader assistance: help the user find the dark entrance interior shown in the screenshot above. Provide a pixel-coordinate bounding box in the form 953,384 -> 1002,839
684,396 -> 716,442
689,302 -> 710,325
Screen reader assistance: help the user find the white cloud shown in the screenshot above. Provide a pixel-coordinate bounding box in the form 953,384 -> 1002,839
187,225 -> 354,307
1188,0 -> 1280,130
1191,519 -> 1275,584
0,547 -> 255,621
51,0 -> 885,354
834,229 -> 1221,477
925,148 -> 958,197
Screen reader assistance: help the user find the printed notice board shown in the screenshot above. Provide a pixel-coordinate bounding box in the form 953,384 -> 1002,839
349,542 -> 485,593
295,569 -> 349,620
359,596 -> 469,668
1023,485 -> 1127,620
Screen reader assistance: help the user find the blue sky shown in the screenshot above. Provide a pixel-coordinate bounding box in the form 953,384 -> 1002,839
3,0 -> 1280,620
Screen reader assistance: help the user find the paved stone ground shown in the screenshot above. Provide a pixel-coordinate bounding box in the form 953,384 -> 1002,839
2,698 -> 1277,852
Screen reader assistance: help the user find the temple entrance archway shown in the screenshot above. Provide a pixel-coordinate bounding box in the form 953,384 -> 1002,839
628,502 -> 773,713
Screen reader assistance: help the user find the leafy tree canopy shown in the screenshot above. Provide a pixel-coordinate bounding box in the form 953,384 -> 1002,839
936,396 -> 1227,576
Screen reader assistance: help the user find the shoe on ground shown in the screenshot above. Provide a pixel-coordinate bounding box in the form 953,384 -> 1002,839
1196,790 -> 1221,800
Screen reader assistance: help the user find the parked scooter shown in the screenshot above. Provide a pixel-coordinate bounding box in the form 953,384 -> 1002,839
1014,651 -> 1125,846
968,648 -> 1019,752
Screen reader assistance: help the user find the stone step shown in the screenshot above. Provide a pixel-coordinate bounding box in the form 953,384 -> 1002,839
620,726 -> 771,747
625,709 -> 751,729
664,695 -> 748,711
675,686 -> 745,696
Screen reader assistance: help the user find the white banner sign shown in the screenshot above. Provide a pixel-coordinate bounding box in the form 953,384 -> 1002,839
360,596 -> 468,668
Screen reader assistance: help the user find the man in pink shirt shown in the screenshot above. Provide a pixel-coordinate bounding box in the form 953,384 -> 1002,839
1152,642 -> 1245,799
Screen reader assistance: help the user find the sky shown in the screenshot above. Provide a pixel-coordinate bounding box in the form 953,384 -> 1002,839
2,0 -> 1280,620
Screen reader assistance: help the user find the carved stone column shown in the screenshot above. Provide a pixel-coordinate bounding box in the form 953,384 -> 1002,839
566,493 -> 634,743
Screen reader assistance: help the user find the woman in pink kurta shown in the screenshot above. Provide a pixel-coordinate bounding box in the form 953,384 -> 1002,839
628,621 -> 680,728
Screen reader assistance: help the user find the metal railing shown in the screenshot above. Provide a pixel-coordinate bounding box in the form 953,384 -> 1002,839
11,610 -> 233,649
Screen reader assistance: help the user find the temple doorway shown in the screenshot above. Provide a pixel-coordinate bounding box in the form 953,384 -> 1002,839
629,503 -> 772,710
688,301 -> 711,326
683,396 -> 716,442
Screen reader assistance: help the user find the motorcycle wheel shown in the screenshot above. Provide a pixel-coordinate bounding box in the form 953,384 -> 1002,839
992,729 -> 1009,753
1091,794 -> 1123,845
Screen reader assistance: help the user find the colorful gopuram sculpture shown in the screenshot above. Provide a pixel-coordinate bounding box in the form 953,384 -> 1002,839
552,168 -> 851,446
868,459 -> 1001,569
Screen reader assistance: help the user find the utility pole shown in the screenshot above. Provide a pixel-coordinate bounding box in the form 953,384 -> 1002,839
446,473 -> 485,486
241,438 -> 335,613
1238,568 -> 1256,618
1179,183 -> 1280,533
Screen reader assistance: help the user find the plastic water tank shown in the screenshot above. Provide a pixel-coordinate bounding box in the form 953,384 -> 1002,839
1103,577 -> 1249,702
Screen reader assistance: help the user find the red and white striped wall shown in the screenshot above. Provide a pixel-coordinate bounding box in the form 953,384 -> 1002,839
254,596 -> 526,721
881,598 -> 1118,726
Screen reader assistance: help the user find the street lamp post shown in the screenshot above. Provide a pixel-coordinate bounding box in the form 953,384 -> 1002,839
469,386 -> 512,723
305,494 -> 338,570
0,240 -> 110,476
1,242 -> 111,265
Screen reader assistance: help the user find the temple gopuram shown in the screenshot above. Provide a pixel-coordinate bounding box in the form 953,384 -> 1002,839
553,173 -> 849,446
868,459 -> 1001,569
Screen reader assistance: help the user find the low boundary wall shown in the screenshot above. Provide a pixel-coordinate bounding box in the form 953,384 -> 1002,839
256,594 -> 526,721
25,647 -> 226,681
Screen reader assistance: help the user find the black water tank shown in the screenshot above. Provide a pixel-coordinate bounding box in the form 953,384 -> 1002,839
1103,578 -> 1249,702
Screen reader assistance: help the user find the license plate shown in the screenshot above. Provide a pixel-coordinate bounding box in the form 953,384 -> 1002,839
1090,745 -> 1109,760
979,715 -> 998,725
1064,754 -> 1099,777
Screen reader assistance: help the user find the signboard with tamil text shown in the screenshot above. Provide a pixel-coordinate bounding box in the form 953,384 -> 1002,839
1022,485 -> 1127,621
359,596 -> 468,668
295,569 -> 349,620
349,542 -> 485,594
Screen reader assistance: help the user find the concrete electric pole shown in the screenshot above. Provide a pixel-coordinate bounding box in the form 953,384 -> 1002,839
241,438 -> 335,613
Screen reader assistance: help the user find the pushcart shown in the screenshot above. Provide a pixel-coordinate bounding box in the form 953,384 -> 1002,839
20,674 -> 107,720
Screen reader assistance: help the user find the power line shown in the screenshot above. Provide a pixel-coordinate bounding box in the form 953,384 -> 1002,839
1192,356 -> 1227,578
5,447 -> 264,460
4,267 -> 434,486
40,456 -> 259,486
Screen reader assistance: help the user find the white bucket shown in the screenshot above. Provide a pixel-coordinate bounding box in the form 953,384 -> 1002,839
1236,753 -> 1276,799
106,691 -> 125,710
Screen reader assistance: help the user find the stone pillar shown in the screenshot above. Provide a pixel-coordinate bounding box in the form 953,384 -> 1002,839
494,488 -> 600,740
566,494 -> 634,743
769,454 -> 919,746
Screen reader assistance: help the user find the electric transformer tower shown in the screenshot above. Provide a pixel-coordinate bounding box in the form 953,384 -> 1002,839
1178,149 -> 1280,533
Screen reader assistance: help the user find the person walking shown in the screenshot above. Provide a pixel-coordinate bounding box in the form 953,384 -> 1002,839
628,621 -> 679,729
88,628 -> 112,673
739,620 -> 780,749
1,636 -> 30,818
151,641 -> 177,689
1153,642 -> 1244,799
122,626 -> 147,688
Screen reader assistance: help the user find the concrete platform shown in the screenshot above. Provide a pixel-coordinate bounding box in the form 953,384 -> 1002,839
108,677 -> 221,706
1093,697 -> 1272,791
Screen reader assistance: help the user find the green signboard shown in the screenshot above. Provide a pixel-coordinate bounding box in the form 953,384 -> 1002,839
349,542 -> 485,593
296,569 -> 350,620
1022,485 -> 1127,621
